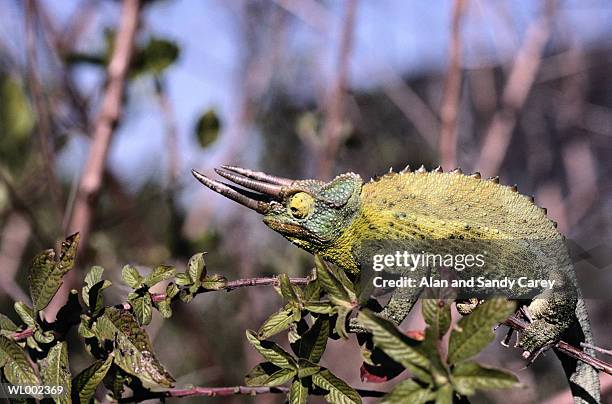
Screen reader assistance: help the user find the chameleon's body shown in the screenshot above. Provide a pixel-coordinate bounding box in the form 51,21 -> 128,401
193,165 -> 600,404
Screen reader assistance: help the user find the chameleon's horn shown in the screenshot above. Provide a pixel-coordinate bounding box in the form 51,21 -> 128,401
214,168 -> 284,197
191,169 -> 271,214
219,165 -> 294,186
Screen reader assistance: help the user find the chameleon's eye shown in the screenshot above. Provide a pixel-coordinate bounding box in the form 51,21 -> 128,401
287,192 -> 315,219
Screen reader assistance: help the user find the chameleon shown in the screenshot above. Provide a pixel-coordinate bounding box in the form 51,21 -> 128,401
192,164 -> 600,404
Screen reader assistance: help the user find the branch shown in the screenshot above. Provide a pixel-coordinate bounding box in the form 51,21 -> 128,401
504,315 -> 612,376
439,0 -> 467,169
120,386 -> 289,402
45,0 -> 141,322
10,275 -> 311,342
475,0 -> 555,176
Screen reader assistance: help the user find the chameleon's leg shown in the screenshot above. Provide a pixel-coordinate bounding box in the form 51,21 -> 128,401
349,287 -> 421,333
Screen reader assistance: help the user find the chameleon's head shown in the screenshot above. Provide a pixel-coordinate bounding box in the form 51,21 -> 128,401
192,166 -> 362,253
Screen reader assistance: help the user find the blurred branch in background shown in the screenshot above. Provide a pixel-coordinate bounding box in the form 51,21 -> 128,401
439,0 -> 467,170
476,0 -> 555,177
317,0 -> 357,179
24,0 -> 63,225
0,213 -> 31,304
46,0 -> 141,321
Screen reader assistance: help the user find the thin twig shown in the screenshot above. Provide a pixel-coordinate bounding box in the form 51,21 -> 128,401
10,275 -> 311,342
475,0 -> 555,176
439,0 -> 467,170
119,386 -> 290,402
581,343 -> 612,357
504,315 -> 612,376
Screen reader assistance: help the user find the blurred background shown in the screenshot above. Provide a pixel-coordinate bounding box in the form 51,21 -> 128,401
0,0 -> 611,402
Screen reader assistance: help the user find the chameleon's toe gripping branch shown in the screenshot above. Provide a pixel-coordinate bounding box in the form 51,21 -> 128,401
191,166 -> 294,214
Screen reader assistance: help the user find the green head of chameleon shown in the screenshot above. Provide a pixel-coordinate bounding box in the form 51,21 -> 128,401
191,166 -> 363,257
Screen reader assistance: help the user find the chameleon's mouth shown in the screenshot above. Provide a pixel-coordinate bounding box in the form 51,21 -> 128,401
191,165 -> 294,214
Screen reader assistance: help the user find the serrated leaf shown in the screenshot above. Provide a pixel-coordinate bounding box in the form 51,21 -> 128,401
279,274 -> 300,302
0,314 -> 18,337
289,379 -> 308,404
303,280 -> 321,301
297,359 -> 320,378
246,330 -> 296,369
187,253 -> 206,285
83,266 -> 104,303
315,256 -> 351,304
156,299 -> 172,318
201,274 -> 227,290
143,265 -> 176,287
40,341 -> 71,404
34,329 -> 54,344
304,301 -> 334,314
312,369 -> 361,404
422,299 -> 451,340
435,384 -> 453,404
175,272 -> 192,286
258,307 -> 298,340
130,293 -> 153,325
245,362 -> 282,386
381,379 -> 435,404
448,299 -> 515,364
92,308 -> 174,388
291,315 -> 329,363
28,233 -> 79,311
14,302 -> 36,327
103,364 -> 129,400
259,367 -> 297,387
87,279 -> 111,318
357,310 -> 431,382
71,356 -> 112,404
122,265 -> 142,289
78,316 -> 95,339
0,335 -> 39,386
452,361 -> 518,395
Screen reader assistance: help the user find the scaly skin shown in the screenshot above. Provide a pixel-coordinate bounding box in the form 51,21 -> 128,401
193,165 -> 600,404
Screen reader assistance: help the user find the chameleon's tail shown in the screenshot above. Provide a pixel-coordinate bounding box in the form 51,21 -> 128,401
555,298 -> 600,404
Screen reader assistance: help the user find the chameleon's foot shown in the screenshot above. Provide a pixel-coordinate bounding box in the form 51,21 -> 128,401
518,319 -> 561,361
501,327 -> 515,347
456,298 -> 482,316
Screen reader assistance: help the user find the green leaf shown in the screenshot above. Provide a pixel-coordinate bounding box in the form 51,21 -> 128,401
156,299 -> 172,319
92,308 -> 174,388
86,279 -> 111,318
71,356 -> 112,404
195,109 -> 221,148
289,379 -> 309,404
303,280 -> 321,301
130,293 -> 153,326
303,301 -> 334,314
0,314 -> 18,337
435,384 -> 453,404
40,341 -> 71,404
132,37 -> 180,76
259,367 -> 297,387
34,329 -> 54,344
187,253 -> 206,284
201,274 -> 227,290
452,361 -> 518,395
258,307 -> 298,340
279,274 -> 300,302
291,315 -> 329,363
121,265 -> 143,289
297,359 -> 320,378
245,362 -> 282,386
245,330 -> 296,369
382,379 -> 436,404
28,233 -> 79,311
83,266 -> 105,305
448,299 -> 515,364
422,299 -> 451,340
175,272 -> 192,286
315,256 -> 352,306
143,265 -> 176,287
334,307 -> 351,339
311,369 -> 361,404
78,316 -> 95,339
357,310 -> 431,383
14,302 -> 36,327
0,336 -> 39,386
